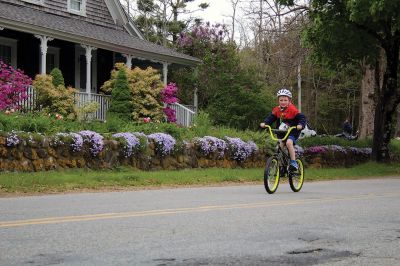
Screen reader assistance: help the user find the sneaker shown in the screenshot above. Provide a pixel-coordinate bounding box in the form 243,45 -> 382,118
289,160 -> 298,171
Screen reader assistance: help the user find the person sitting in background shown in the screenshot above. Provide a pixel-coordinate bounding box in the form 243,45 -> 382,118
335,117 -> 358,140
343,118 -> 352,137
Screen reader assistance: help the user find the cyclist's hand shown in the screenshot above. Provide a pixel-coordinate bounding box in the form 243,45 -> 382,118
260,122 -> 266,128
296,124 -> 303,130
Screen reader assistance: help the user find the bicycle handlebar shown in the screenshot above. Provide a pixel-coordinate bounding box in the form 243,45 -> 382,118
262,125 -> 297,141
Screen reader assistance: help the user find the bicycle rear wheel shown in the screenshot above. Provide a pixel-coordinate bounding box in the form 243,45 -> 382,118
289,158 -> 304,192
264,156 -> 280,194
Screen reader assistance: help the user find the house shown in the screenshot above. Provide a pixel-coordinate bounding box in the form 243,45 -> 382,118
0,0 -> 200,125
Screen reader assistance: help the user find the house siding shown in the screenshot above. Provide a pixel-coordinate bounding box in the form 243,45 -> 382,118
3,0 -> 124,30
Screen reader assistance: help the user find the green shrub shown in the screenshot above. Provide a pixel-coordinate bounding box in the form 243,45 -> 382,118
192,111 -> 213,137
33,74 -> 77,118
298,135 -> 372,148
107,68 -> 133,120
19,113 -> 52,133
76,101 -> 100,122
0,112 -> 17,132
105,114 -> 129,133
389,139 -> 400,161
101,63 -> 164,122
50,68 -> 65,88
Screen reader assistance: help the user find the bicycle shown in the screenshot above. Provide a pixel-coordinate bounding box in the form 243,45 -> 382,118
262,125 -> 305,194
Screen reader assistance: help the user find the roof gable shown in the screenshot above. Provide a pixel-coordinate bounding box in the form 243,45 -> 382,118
104,0 -> 143,39
3,0 -> 143,38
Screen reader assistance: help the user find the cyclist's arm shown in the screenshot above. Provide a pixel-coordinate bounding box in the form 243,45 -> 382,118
261,112 -> 277,127
295,113 -> 307,130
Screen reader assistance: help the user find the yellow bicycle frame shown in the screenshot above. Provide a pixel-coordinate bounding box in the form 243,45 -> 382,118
263,125 -> 297,141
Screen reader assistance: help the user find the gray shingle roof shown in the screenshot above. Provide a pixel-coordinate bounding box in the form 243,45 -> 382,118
0,1 -> 201,66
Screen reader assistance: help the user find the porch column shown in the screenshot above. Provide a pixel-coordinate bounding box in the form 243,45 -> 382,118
34,35 -> 54,74
162,61 -> 170,85
194,87 -> 198,113
81,45 -> 97,100
122,54 -> 134,69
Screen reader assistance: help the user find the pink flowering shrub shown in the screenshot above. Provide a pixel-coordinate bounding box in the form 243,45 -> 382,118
161,82 -> 179,104
0,61 -> 32,110
161,82 -> 179,123
163,107 -> 176,123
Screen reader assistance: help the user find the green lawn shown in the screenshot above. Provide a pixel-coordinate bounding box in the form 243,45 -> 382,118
0,162 -> 399,195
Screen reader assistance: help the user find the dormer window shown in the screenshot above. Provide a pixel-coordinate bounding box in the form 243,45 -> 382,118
68,0 -> 86,15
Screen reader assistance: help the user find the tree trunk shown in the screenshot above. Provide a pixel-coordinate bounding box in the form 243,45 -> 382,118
358,62 -> 377,139
371,44 -> 399,161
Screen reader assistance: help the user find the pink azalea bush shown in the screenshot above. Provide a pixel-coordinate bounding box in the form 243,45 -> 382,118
161,82 -> 179,123
0,61 -> 32,110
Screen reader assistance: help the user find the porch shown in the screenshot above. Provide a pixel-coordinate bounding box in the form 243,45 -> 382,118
20,86 -> 196,127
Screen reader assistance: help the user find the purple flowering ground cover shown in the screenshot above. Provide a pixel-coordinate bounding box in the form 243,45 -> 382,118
78,130 -> 104,156
148,133 -> 176,156
194,136 -> 227,158
112,132 -> 140,157
303,145 -> 373,167
2,129 -> 387,169
225,137 -> 258,161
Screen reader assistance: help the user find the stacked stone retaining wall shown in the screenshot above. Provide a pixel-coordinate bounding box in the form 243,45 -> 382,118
0,137 -> 372,172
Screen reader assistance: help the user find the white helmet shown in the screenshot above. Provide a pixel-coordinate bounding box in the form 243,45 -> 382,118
277,88 -> 292,98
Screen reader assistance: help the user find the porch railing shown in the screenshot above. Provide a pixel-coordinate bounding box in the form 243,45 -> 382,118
168,103 -> 196,127
74,92 -> 110,121
18,85 -> 37,112
18,86 -> 196,126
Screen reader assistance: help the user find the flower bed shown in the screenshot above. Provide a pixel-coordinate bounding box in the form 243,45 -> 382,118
303,145 -> 372,168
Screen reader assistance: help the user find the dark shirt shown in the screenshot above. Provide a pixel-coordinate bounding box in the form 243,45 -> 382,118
343,121 -> 352,135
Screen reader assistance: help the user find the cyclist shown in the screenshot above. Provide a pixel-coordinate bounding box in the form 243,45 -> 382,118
260,88 -> 307,170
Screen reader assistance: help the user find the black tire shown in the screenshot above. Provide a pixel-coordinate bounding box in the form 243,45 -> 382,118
264,156 -> 280,194
289,158 -> 304,192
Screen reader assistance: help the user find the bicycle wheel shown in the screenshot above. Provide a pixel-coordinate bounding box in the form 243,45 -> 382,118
289,158 -> 304,192
264,156 -> 280,194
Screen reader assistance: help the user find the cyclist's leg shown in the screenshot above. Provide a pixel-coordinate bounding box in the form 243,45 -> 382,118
286,137 -> 296,161
286,136 -> 299,170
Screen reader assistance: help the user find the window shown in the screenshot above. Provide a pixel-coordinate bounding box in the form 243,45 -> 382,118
46,47 -> 60,74
0,45 -> 11,65
68,0 -> 86,15
0,37 -> 17,68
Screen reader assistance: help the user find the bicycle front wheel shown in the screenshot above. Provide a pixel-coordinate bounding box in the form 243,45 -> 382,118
264,156 -> 280,194
289,158 -> 304,192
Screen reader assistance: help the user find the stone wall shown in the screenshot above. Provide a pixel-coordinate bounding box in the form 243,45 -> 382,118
0,136 -> 374,172
0,137 -> 268,172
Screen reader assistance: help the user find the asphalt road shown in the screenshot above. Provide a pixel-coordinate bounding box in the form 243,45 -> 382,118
1,177 -> 399,266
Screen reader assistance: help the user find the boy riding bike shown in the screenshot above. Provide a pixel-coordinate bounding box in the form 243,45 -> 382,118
260,88 -> 307,171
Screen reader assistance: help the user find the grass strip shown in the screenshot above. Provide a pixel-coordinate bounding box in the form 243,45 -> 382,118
0,162 -> 399,194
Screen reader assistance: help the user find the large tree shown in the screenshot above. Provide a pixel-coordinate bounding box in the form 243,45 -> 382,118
130,0 -> 208,46
281,0 -> 400,161
172,23 -> 274,129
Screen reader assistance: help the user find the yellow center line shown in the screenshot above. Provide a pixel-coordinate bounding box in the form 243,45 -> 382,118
0,192 -> 398,228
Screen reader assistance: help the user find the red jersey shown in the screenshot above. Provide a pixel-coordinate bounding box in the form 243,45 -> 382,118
272,103 -> 299,121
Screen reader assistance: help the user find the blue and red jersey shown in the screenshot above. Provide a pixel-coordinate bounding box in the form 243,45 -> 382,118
263,103 -> 307,139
